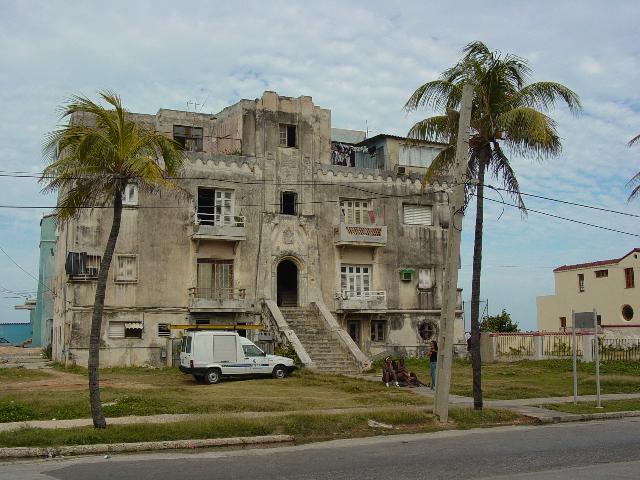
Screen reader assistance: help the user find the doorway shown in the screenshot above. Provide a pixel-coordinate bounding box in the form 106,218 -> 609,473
347,320 -> 360,346
277,259 -> 298,307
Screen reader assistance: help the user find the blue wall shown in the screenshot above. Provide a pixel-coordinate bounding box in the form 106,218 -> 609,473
0,322 -> 32,344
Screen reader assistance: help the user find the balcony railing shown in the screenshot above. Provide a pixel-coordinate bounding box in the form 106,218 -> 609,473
189,287 -> 246,300
188,287 -> 250,312
194,212 -> 245,227
334,223 -> 387,246
335,290 -> 387,310
191,212 -> 246,241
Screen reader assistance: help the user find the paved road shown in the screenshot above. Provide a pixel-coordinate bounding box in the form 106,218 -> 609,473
2,418 -> 640,479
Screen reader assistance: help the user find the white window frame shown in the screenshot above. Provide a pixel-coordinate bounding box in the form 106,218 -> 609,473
279,124 -> 297,148
340,199 -> 372,225
114,254 -> 138,283
214,190 -> 234,225
340,265 -> 372,295
122,184 -> 139,206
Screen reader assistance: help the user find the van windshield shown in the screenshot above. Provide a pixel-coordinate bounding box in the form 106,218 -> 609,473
182,336 -> 192,353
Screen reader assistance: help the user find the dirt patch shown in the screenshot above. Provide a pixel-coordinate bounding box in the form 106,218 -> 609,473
2,368 -> 160,392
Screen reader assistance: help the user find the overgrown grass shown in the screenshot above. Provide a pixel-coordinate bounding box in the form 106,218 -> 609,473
544,399 -> 640,415
0,407 -> 523,448
0,370 -> 431,423
373,358 -> 640,400
0,367 -> 51,382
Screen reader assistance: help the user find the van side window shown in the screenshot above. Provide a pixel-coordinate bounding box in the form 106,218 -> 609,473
242,344 -> 264,357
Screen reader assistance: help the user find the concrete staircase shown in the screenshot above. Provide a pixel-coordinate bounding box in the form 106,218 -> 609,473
280,307 -> 360,375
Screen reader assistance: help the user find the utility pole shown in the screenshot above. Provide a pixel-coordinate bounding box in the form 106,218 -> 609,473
434,83 -> 473,422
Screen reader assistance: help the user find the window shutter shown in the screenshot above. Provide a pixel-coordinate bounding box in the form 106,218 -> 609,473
403,205 -> 432,225
108,322 -> 125,338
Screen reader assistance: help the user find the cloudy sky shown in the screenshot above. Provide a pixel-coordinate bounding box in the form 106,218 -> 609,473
0,0 -> 638,330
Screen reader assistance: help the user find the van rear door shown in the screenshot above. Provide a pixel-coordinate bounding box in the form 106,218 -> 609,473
193,333 -> 214,367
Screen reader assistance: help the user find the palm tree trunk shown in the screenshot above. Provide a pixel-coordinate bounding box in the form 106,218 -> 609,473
88,190 -> 123,428
470,149 -> 488,410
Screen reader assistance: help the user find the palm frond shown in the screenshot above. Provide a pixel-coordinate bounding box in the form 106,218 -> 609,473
407,115 -> 455,143
422,145 -> 456,186
404,80 -> 459,113
497,107 -> 561,159
511,82 -> 582,114
489,143 -> 526,214
627,171 -> 640,202
627,133 -> 640,147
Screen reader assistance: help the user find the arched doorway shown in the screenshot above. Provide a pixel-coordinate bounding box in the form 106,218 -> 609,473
277,259 -> 298,307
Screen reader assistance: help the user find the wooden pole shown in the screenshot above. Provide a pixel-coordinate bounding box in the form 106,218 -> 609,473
434,83 -> 473,422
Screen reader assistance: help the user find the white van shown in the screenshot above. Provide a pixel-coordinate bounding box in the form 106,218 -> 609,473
178,330 -> 295,384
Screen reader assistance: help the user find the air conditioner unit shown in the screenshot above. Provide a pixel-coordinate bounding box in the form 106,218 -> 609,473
395,166 -> 406,175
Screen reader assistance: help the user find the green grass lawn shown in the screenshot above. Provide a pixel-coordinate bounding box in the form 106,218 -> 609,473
373,358 -> 640,400
0,367 -> 51,382
545,399 -> 640,415
0,369 -> 430,423
0,407 -> 522,448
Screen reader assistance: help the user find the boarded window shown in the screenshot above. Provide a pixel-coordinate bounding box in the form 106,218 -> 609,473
418,269 -> 434,290
398,145 -> 439,168
108,322 -> 125,338
115,255 -> 137,282
173,125 -> 203,152
403,205 -> 433,226
281,191 -> 297,215
279,124 -> 297,147
624,268 -> 635,288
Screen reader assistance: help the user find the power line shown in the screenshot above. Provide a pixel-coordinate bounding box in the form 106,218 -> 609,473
476,194 -> 640,238
0,244 -> 58,298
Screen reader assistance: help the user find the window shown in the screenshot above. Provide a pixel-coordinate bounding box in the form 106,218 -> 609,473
108,321 -> 143,338
65,252 -> 101,280
182,335 -> 192,353
173,125 -> 203,152
625,268 -> 635,288
340,265 -> 371,295
279,124 -> 297,148
622,304 -> 634,321
197,187 -> 234,226
280,191 -> 297,215
403,204 -> 433,226
158,323 -> 170,337
398,145 -> 439,168
242,344 -> 265,357
196,260 -> 233,299
578,274 -> 585,292
560,317 -> 567,329
340,199 -> 373,224
115,255 -> 137,283
122,184 -> 138,206
595,269 -> 608,278
418,269 -> 434,290
371,320 -> 386,342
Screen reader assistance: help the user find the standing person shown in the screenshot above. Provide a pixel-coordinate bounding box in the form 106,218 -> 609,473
429,340 -> 438,390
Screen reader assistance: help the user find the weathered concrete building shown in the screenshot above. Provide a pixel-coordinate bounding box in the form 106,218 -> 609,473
51,91 -> 464,372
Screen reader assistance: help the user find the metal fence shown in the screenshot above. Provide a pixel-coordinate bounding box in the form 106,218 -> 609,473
543,333 -> 583,358
495,334 -> 535,358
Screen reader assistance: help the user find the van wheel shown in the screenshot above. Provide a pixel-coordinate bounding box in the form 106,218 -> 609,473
272,365 -> 287,379
204,368 -> 221,385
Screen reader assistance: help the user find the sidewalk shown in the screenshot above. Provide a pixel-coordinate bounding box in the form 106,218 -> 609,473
356,374 -> 640,423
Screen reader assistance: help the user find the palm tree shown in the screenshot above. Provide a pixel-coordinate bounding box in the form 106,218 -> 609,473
41,91 -> 185,428
627,133 -> 640,201
404,41 -> 581,409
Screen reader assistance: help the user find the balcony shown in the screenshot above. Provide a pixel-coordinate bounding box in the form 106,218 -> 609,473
334,223 -> 387,247
335,290 -> 387,311
188,287 -> 251,312
191,212 -> 246,242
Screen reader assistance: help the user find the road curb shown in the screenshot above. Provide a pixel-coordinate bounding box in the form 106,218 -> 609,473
0,434 -> 294,459
519,409 -> 640,424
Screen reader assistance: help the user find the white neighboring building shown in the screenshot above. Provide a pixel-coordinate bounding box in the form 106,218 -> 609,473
537,248 -> 639,335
